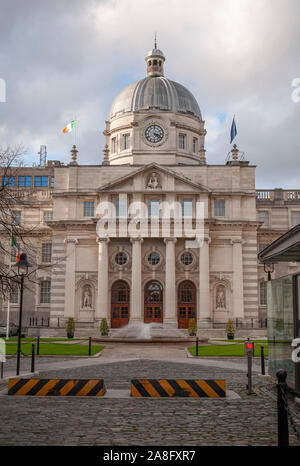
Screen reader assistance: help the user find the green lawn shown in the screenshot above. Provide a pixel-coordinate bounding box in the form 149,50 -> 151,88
189,343 -> 268,357
4,337 -> 87,342
5,342 -> 104,356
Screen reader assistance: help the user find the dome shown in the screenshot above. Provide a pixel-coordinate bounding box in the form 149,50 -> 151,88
110,76 -> 202,120
145,48 -> 165,59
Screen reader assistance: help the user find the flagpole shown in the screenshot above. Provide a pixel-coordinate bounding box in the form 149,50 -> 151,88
6,229 -> 12,340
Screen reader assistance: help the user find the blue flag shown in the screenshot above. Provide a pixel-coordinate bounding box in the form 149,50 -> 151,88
230,116 -> 237,144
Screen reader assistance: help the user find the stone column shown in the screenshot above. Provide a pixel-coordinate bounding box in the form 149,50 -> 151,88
96,237 -> 110,322
164,238 -> 177,324
130,237 -> 143,322
198,237 -> 211,328
64,238 -> 78,319
231,239 -> 244,319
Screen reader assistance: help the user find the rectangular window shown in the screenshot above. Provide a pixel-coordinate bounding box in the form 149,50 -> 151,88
291,212 -> 300,228
123,134 -> 130,150
260,281 -> 267,305
83,201 -> 94,217
115,198 -> 127,217
193,137 -> 198,153
214,200 -> 225,217
42,243 -> 52,263
40,280 -> 51,304
258,211 -> 269,227
18,176 -> 32,187
3,176 -> 15,187
35,176 -> 48,187
182,200 -> 193,217
112,137 -> 117,153
43,211 -> 53,225
148,200 -> 160,218
12,211 -> 21,226
10,286 -> 18,304
178,134 -> 186,150
50,176 -> 55,188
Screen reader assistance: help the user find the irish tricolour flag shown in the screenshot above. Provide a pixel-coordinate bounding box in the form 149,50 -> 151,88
11,234 -> 20,262
62,120 -> 76,133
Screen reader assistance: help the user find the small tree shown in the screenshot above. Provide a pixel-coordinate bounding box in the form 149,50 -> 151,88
188,318 -> 197,336
225,319 -> 235,338
66,318 -> 75,337
100,318 -> 109,335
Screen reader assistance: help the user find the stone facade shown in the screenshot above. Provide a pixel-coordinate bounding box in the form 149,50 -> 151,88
1,46 -> 300,331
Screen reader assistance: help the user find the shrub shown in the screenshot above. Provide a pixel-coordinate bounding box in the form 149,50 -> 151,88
100,318 -> 109,335
225,319 -> 235,334
66,318 -> 75,335
188,318 -> 197,335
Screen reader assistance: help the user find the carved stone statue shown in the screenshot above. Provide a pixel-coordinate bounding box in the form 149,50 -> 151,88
82,285 -> 92,308
216,286 -> 225,309
147,172 -> 160,189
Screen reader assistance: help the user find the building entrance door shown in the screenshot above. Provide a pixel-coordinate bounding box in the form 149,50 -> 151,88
177,281 -> 196,328
111,280 -> 130,328
144,280 -> 163,323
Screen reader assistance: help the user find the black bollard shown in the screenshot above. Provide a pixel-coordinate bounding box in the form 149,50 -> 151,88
276,369 -> 289,446
261,345 -> 265,375
31,343 -> 35,373
89,337 -> 92,356
196,336 -> 199,356
1,361 -> 3,379
37,336 -> 40,356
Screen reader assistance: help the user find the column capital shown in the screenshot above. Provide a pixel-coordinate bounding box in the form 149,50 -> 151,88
130,236 -> 144,244
97,236 -> 110,244
203,236 -> 211,244
64,237 -> 78,245
231,238 -> 244,245
163,237 -> 177,244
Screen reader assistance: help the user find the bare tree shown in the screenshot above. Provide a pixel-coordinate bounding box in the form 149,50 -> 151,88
0,145 -> 52,298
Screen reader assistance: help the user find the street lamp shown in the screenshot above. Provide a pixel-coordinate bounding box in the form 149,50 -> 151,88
264,262 -> 274,281
13,253 -> 31,376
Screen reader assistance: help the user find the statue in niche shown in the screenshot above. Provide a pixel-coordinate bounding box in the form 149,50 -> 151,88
216,286 -> 226,309
147,172 -> 160,189
82,285 -> 92,309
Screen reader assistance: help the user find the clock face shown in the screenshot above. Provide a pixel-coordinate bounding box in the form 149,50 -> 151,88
145,124 -> 164,143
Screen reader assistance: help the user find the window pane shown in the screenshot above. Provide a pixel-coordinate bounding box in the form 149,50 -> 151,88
260,281 -> 267,305
258,212 -> 269,227
50,176 -> 55,188
35,176 -> 48,187
193,138 -> 198,153
179,134 -> 185,149
43,211 -> 53,225
42,243 -> 52,262
148,200 -> 160,217
83,201 -> 94,217
182,200 -> 193,217
291,212 -> 300,227
10,286 -> 18,304
19,176 -> 32,187
123,134 -> 130,150
40,280 -> 51,304
214,200 -> 225,216
3,177 -> 15,187
12,211 -> 21,226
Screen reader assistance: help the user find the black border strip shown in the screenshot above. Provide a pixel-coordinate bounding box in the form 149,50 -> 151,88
205,380 -> 226,397
131,380 -> 151,397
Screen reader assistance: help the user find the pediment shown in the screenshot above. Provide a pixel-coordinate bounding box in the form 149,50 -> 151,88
98,163 -> 210,193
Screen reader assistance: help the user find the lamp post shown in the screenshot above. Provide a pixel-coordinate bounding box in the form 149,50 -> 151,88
13,253 -> 31,376
264,262 -> 274,281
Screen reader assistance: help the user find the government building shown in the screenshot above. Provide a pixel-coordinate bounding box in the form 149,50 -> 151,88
1,44 -> 300,337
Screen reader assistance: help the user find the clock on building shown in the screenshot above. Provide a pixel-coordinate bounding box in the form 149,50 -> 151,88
145,124 -> 164,143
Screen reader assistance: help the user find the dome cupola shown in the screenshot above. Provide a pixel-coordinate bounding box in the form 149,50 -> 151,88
145,36 -> 165,77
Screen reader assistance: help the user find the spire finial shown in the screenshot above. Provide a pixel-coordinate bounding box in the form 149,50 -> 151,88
154,32 -> 157,49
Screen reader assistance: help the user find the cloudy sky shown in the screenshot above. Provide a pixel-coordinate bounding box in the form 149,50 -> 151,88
0,0 -> 300,188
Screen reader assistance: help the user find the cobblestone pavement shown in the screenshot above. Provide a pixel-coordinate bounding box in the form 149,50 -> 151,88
1,357 -> 300,446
